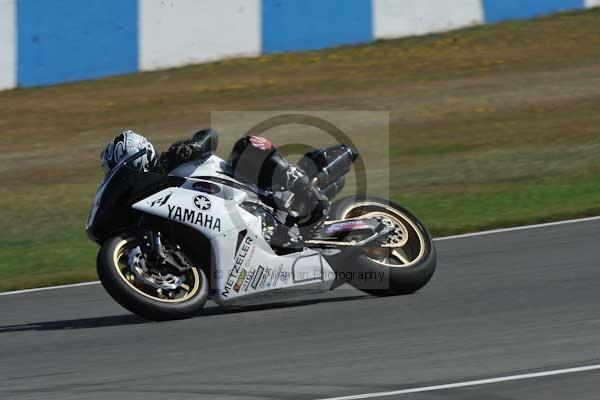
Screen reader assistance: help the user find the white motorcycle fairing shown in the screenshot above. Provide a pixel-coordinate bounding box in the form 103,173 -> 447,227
133,157 -> 336,306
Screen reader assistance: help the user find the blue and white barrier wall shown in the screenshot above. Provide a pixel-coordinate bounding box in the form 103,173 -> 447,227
0,0 -> 16,90
139,0 -> 261,71
0,0 -> 598,90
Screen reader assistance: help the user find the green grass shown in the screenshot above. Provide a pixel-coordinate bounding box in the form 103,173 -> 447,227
2,9 -> 600,291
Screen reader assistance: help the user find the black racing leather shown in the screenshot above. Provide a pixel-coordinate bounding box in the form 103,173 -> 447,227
229,136 -> 330,226
156,129 -> 218,173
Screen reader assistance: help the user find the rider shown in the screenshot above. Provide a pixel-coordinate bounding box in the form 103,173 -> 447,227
101,129 -> 330,246
228,135 -> 330,233
100,130 -> 157,174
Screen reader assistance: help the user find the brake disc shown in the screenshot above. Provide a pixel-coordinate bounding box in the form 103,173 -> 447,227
128,246 -> 186,291
380,216 -> 409,248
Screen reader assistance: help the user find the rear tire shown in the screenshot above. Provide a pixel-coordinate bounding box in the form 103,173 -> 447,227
329,196 -> 437,296
97,235 -> 208,321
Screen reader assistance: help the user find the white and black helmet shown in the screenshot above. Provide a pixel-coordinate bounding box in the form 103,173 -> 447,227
101,130 -> 157,174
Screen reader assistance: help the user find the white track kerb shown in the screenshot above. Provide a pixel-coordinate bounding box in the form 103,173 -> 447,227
1,215 -> 599,297
316,365 -> 600,400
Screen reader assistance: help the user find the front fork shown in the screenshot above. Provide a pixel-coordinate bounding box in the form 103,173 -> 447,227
138,230 -> 194,272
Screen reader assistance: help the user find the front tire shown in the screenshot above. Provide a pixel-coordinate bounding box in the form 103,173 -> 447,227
97,235 -> 208,321
329,196 -> 437,296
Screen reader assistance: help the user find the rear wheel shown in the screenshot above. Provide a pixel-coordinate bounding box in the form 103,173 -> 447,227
329,196 -> 437,296
97,234 -> 208,321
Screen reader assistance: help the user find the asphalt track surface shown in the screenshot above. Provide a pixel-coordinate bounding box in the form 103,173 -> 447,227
2,219 -> 600,400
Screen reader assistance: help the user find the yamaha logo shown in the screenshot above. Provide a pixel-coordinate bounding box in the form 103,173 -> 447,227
193,195 -> 211,211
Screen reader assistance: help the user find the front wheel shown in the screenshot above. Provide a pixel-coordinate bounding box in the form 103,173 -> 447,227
97,234 -> 208,321
329,196 -> 437,296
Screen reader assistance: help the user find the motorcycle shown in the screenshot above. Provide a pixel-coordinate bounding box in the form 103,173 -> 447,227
86,136 -> 437,321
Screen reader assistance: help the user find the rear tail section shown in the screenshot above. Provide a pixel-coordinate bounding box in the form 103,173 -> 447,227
298,144 -> 358,199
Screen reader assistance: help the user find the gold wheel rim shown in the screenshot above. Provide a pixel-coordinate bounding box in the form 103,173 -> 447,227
113,240 -> 201,303
341,202 -> 426,268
